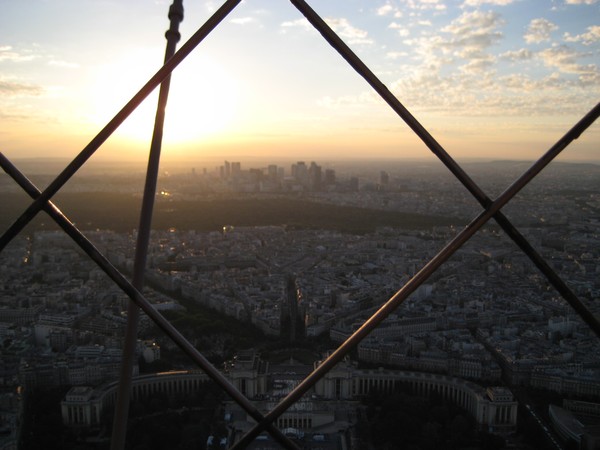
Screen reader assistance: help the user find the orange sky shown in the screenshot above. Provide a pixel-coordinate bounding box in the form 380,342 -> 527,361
1,1 -> 598,165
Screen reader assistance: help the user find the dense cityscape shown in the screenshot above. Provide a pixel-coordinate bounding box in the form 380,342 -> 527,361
1,158 -> 599,449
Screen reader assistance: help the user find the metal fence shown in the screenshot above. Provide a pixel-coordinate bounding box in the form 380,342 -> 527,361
0,1 -> 598,449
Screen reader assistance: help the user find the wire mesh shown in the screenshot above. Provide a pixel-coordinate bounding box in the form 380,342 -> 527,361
0,1 -> 598,449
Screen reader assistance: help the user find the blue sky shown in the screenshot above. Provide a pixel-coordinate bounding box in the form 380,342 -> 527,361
0,0 -> 598,163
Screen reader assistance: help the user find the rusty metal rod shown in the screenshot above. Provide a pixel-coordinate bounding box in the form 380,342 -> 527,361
289,0 -> 600,337
111,1 -> 183,449
0,0 -> 243,252
231,103 -> 600,448
0,152 -> 299,450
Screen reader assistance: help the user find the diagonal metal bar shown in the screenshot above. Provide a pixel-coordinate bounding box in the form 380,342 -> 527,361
289,0 -> 600,337
231,103 -> 600,448
111,2 -> 184,449
0,152 -> 299,450
0,0 -> 243,253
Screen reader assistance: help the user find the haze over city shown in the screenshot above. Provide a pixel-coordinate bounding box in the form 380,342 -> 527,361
0,0 -> 598,165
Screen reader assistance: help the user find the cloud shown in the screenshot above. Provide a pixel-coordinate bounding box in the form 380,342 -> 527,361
229,17 -> 256,26
385,64 -> 596,116
564,25 -> 600,45
376,2 -> 403,17
462,0 -> 515,5
459,54 -> 495,74
498,73 -> 538,91
280,16 -> 373,46
383,10 -> 505,78
377,4 -> 394,16
438,10 -> 504,72
500,48 -> 534,61
401,0 -> 447,11
401,34 -> 449,70
565,0 -> 598,4
537,44 -> 598,77
306,0 -> 597,121
524,18 -> 559,44
0,46 -> 36,63
317,50 -> 595,120
441,10 -> 504,48
0,79 -> 43,96
324,18 -> 373,45
389,22 -> 411,37
280,18 -> 314,33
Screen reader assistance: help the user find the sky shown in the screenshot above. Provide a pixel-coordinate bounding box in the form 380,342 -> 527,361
0,0 -> 599,166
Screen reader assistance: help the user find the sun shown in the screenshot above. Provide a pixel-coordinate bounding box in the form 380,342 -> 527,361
88,51 -> 238,146
163,55 -> 238,144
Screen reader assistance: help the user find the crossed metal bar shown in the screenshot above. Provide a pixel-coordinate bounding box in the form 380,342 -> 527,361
0,154 -> 299,449
0,0 -> 598,449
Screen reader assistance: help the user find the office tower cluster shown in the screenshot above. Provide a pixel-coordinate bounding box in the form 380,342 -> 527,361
217,160 -> 336,193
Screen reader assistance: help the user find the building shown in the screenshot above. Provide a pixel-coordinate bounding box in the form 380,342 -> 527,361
61,371 -> 210,427
61,353 -> 519,435
549,404 -> 600,450
315,358 -> 518,434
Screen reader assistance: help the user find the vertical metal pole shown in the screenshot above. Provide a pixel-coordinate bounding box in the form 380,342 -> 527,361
110,2 -> 184,449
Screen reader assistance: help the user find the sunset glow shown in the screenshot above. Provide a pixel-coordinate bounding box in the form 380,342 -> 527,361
0,0 -> 598,163
88,53 -> 239,144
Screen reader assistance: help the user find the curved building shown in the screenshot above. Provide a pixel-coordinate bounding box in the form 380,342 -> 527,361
61,370 -> 210,427
315,359 -> 518,434
62,354 -> 518,435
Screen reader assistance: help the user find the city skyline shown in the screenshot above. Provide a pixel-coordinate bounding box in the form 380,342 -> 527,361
4,160 -> 599,448
0,0 -> 598,165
